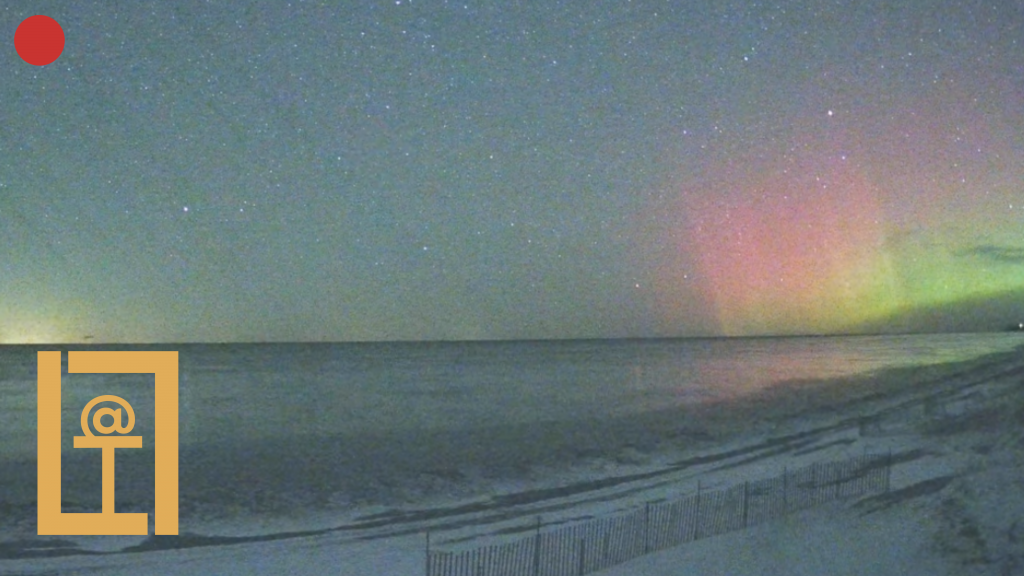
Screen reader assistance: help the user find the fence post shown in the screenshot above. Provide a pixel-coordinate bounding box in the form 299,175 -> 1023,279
742,480 -> 749,528
782,466 -> 788,514
885,448 -> 892,493
424,530 -> 430,576
643,501 -> 650,554
833,461 -> 840,501
693,480 -> 702,541
578,538 -> 586,576
533,515 -> 542,576
812,462 -> 819,505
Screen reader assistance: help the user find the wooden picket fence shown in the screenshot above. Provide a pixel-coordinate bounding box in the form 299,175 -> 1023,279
424,452 -> 891,576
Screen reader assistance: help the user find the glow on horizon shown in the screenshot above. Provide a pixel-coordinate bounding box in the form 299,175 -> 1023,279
0,324 -> 64,345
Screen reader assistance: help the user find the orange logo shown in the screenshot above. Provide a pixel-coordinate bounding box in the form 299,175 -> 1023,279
37,351 -> 179,535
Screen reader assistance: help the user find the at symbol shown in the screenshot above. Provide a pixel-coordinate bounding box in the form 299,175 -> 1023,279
80,395 -> 135,436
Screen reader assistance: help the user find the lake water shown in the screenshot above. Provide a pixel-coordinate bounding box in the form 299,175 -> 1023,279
2,333 -> 1022,532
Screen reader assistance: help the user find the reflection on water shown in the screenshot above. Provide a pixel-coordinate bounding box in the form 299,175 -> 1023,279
603,333 -> 1023,412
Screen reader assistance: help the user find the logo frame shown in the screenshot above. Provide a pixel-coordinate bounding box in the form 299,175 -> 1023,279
37,350 -> 178,535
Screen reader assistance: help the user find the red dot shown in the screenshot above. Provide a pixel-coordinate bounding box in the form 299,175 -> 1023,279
14,15 -> 65,66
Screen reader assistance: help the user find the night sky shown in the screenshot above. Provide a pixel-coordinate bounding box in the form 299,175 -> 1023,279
2,1 -> 1023,343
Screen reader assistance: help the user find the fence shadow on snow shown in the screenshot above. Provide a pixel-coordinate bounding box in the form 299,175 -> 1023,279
425,452 -> 891,576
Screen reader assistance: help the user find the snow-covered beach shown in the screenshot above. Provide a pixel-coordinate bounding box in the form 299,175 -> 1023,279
3,336 -> 1024,575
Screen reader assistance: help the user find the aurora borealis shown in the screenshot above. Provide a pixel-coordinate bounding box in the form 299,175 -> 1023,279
658,89 -> 1024,336
2,1 -> 1023,343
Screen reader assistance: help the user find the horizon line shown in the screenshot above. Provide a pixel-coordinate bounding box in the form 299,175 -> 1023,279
5,328 -> 1023,347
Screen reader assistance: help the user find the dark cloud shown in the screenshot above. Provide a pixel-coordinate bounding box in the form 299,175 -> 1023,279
958,245 -> 1024,265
